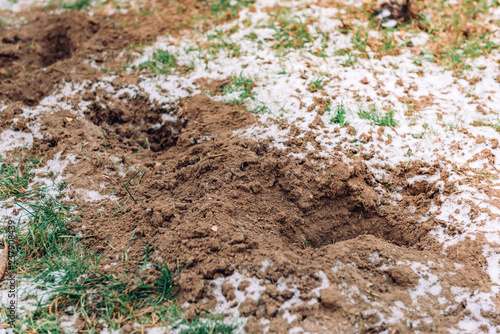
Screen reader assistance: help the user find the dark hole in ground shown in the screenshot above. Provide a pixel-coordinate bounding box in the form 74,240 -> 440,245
85,93 -> 255,152
0,13 -> 98,71
85,94 -> 185,151
0,13 -> 100,106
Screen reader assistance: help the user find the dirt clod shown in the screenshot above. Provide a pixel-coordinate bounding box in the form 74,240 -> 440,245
320,286 -> 345,309
239,297 -> 258,317
385,265 -> 419,287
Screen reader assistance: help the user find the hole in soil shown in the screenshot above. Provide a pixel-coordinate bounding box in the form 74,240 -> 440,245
109,139 -> 430,255
130,136 -> 434,276
84,93 -> 255,152
0,13 -> 98,70
85,95 -> 184,152
0,13 -> 100,106
240,151 -> 429,249
78,94 -> 431,265
38,25 -> 75,67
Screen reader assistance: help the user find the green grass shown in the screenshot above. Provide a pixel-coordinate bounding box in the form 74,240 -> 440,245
221,72 -> 255,103
209,0 -> 255,20
330,103 -> 348,127
474,117 -> 500,132
15,191 -> 74,269
20,312 -> 61,333
440,35 -> 497,72
176,315 -> 236,334
216,73 -> 271,114
205,31 -> 243,58
268,6 -> 315,52
0,157 -> 239,332
57,0 -> 92,11
8,182 -> 177,331
136,49 -> 179,75
342,0 -> 500,75
351,27 -> 368,54
358,105 -> 398,127
307,78 -> 325,92
250,102 -> 270,114
45,263 -> 175,330
0,155 -> 40,200
343,54 -> 358,67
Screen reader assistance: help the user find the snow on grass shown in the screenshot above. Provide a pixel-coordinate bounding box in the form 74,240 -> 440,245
0,0 -> 142,13
0,0 -> 48,12
0,149 -> 114,329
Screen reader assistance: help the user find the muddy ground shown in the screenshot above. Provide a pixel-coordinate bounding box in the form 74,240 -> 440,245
1,1 -> 499,333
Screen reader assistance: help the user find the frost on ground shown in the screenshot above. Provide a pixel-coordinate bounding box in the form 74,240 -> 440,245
1,0 -> 500,332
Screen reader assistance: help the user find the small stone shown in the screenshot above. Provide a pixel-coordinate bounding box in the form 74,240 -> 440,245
121,324 -> 133,333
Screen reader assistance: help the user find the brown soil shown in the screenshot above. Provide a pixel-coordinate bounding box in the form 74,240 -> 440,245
1,6 -> 497,334
0,0 -> 204,106
8,70 -> 486,332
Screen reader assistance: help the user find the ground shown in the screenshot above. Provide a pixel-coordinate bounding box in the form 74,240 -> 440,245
0,0 -> 500,333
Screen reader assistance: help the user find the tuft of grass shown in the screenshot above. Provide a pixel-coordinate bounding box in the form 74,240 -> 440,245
20,312 -> 61,333
250,103 -> 270,114
0,155 -> 40,200
57,0 -> 92,11
204,33 -> 243,58
358,105 -> 398,127
473,117 -> 500,132
217,73 -> 269,114
176,315 -> 236,334
209,0 -> 255,21
330,103 -> 349,127
46,263 -> 175,330
8,182 -> 175,332
15,193 -> 73,268
307,78 -> 325,92
220,72 -> 255,104
136,49 -> 178,75
268,6 -> 315,51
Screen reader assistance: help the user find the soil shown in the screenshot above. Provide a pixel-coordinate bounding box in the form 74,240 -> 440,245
0,0 -> 204,106
20,73 -> 490,332
1,5 -> 498,334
